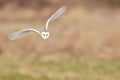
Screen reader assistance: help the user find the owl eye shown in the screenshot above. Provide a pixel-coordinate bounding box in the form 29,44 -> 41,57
46,34 -> 48,36
43,34 -> 45,37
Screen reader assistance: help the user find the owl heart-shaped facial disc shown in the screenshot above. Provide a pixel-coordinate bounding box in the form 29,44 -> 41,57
41,31 -> 49,39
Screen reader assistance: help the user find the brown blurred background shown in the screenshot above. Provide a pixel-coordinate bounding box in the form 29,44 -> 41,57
0,0 -> 120,60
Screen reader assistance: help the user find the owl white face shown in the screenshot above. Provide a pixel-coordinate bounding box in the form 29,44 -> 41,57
41,31 -> 50,40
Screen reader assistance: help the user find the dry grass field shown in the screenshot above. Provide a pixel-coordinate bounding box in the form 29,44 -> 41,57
0,2 -> 120,80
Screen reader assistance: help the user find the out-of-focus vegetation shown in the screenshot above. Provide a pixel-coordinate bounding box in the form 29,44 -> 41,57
0,0 -> 120,21
0,55 -> 120,80
0,0 -> 120,80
